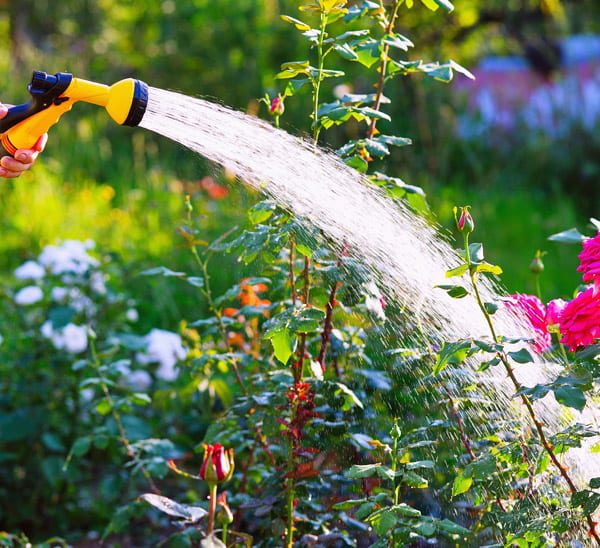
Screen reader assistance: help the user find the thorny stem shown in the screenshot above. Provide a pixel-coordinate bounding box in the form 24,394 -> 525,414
366,0 -> 402,140
285,455 -> 296,548
317,244 -> 348,372
289,239 -> 297,306
463,234 -> 600,544
294,256 -> 311,383
186,200 -> 247,395
207,483 -> 218,535
89,337 -> 160,494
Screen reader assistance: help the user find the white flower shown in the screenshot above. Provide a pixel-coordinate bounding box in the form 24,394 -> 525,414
38,240 -> 99,276
15,285 -> 43,306
41,321 -> 88,354
128,370 -> 153,391
61,324 -> 88,353
51,286 -> 69,302
126,308 -> 139,322
364,281 -> 386,321
90,272 -> 107,295
333,83 -> 352,99
137,329 -> 187,381
309,360 -> 324,381
15,260 -> 45,280
41,320 -> 54,339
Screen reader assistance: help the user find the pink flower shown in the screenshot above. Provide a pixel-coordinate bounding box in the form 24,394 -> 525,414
558,287 -> 600,351
269,95 -> 285,116
505,293 -> 551,353
577,232 -> 600,290
546,299 -> 567,326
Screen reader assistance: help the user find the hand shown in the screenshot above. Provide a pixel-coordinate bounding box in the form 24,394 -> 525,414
0,103 -> 48,178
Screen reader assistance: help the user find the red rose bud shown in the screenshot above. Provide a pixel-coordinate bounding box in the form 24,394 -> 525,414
455,206 -> 474,234
269,95 -> 285,117
199,443 -> 235,484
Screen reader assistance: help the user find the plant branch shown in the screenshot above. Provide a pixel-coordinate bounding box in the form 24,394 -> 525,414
366,0 -> 401,140
464,236 -> 600,544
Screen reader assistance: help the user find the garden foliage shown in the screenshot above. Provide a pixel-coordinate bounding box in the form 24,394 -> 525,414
1,1 -> 600,547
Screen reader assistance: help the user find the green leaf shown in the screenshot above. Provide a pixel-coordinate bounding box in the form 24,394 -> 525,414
436,284 -> 468,299
434,340 -> 472,375
71,436 -> 92,457
472,262 -> 503,276
346,463 -> 381,479
420,0 -> 454,11
49,306 -> 76,329
590,477 -> 600,489
364,138 -> 389,158
332,497 -> 368,510
452,474 -> 472,496
571,490 -> 600,515
355,40 -> 381,68
140,494 -> 207,523
248,200 -> 276,225
141,266 -> 185,278
333,43 -> 359,61
293,307 -> 325,333
548,228 -> 586,244
508,348 -> 534,364
468,243 -> 484,262
335,382 -> 364,410
484,302 -> 498,315
131,393 -> 152,406
377,135 -> 412,147
345,155 -> 369,173
265,328 -> 295,364
554,385 -> 586,412
445,264 -> 468,278
95,399 -> 112,416
370,509 -> 398,535
280,15 -> 311,31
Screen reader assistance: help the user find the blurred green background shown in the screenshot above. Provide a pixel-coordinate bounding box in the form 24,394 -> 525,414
1,0 -> 599,331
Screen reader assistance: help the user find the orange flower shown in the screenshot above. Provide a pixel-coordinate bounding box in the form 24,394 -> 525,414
239,279 -> 271,313
222,307 -> 239,318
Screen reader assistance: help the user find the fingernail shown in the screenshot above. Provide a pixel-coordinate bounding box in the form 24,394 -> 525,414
17,153 -> 28,162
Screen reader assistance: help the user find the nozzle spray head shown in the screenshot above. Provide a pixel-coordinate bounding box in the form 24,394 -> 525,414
0,70 -> 149,158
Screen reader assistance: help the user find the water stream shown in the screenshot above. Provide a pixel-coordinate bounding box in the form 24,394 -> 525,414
140,87 -> 599,485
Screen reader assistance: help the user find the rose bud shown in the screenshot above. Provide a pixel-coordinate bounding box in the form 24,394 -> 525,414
269,95 -> 285,117
455,206 -> 475,234
199,443 -> 235,485
216,492 -> 234,527
529,251 -> 545,274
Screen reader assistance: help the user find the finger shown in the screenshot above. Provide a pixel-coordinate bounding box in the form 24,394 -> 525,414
0,167 -> 23,178
1,156 -> 33,172
0,104 -> 7,120
13,149 -> 39,164
33,133 -> 48,153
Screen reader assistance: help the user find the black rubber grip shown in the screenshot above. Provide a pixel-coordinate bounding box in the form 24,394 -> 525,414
123,80 -> 148,127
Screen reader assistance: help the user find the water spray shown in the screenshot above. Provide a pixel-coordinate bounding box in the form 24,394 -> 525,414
0,70 -> 148,157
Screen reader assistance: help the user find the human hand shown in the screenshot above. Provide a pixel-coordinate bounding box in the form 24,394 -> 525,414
0,103 -> 48,178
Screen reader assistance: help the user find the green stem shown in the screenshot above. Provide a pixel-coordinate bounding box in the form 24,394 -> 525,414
89,337 -> 159,493
534,274 -> 542,300
286,441 -> 295,548
366,0 -> 401,139
186,203 -> 247,395
312,12 -> 327,144
207,483 -> 218,535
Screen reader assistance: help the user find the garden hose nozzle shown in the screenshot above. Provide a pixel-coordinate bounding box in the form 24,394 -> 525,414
0,70 -> 148,157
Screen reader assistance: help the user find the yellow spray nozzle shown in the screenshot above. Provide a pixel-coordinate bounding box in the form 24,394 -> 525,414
0,71 -> 148,157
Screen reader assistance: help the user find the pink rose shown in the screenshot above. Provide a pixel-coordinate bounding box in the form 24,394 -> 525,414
558,287 -> 600,351
505,293 -> 551,353
546,298 -> 567,326
577,232 -> 600,291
